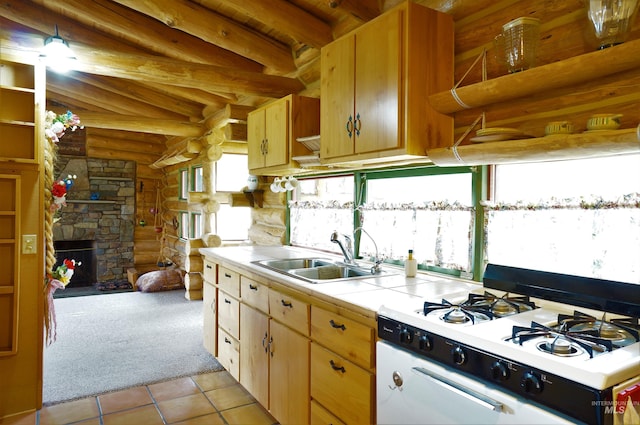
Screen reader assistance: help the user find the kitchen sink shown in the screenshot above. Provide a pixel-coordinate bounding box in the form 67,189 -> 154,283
252,257 -> 396,283
255,258 -> 334,271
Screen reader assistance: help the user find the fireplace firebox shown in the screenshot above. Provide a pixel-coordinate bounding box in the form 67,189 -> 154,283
53,240 -> 97,288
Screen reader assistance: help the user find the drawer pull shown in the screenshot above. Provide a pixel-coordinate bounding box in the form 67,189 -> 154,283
206,264 -> 212,269
329,360 -> 346,373
224,298 -> 232,304
224,273 -> 232,278
249,284 -> 258,291
224,337 -> 231,344
281,299 -> 292,308
329,319 -> 346,331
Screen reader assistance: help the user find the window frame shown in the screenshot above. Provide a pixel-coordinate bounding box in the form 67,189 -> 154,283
288,165 -> 485,279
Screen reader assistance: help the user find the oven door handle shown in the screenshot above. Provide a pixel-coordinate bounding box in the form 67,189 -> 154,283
412,367 -> 503,412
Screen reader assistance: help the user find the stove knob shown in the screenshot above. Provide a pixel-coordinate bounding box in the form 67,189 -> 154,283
399,328 -> 413,345
521,371 -> 543,394
419,334 -> 432,351
452,346 -> 466,365
490,361 -> 510,381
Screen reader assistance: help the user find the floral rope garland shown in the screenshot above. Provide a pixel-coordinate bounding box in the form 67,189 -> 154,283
43,110 -> 81,345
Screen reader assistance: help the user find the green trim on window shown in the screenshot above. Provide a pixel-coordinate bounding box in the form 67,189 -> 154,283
178,168 -> 188,201
190,165 -> 203,192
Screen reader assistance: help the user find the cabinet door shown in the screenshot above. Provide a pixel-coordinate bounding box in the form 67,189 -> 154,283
354,8 -> 402,154
320,35 -> 356,160
239,304 -> 269,407
218,329 -> 240,381
218,290 -> 240,339
264,99 -> 288,168
202,281 -> 217,356
269,320 -> 310,425
247,108 -> 266,170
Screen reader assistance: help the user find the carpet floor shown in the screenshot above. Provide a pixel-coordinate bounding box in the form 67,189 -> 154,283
43,289 -> 222,405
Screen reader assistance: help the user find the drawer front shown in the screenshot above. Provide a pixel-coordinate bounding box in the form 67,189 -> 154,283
311,306 -> 375,369
311,400 -> 346,425
218,266 -> 240,298
310,343 -> 374,425
203,259 -> 216,283
269,288 -> 310,336
217,329 -> 239,381
240,276 -> 268,313
218,291 -> 240,339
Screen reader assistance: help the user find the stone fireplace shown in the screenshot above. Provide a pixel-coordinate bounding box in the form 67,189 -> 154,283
52,157 -> 136,289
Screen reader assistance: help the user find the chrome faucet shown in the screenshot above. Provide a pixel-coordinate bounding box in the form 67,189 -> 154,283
354,227 -> 383,274
330,231 -> 355,265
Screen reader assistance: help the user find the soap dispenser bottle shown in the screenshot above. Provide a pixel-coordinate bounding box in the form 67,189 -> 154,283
405,249 -> 417,277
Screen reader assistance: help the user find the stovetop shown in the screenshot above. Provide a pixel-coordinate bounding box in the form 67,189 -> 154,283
379,287 -> 640,390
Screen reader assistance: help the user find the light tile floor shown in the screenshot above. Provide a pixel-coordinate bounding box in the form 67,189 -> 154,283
2,371 -> 278,425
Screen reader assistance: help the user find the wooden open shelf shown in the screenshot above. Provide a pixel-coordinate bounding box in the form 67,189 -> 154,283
428,39 -> 640,115
428,128 -> 640,166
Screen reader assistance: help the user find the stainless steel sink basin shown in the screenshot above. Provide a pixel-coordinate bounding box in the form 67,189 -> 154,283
252,257 -> 397,283
255,258 -> 333,271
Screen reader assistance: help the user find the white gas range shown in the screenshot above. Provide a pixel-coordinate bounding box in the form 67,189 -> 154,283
377,264 -> 640,425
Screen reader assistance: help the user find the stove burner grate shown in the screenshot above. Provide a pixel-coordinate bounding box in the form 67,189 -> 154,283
467,291 -> 537,317
509,321 -> 614,358
556,311 -> 639,347
423,299 -> 493,324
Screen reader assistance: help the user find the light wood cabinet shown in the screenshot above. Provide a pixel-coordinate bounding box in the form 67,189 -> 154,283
248,94 -> 320,176
202,278 -> 217,356
310,305 -> 376,424
239,303 -> 269,407
217,328 -> 240,380
310,400 -> 346,425
310,342 -> 374,425
0,175 -> 20,355
269,319 -> 310,425
239,283 -> 311,425
320,2 -> 453,166
0,60 -> 42,163
214,263 -> 241,380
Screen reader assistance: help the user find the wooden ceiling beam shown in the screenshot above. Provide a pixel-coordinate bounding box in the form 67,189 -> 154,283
69,43 -> 305,98
110,0 -> 297,74
217,0 -> 333,48
63,73 -> 204,119
329,0 -> 381,21
28,0 -> 264,72
47,74 -> 188,120
0,32 -> 306,98
138,83 -> 231,112
88,128 -> 166,144
78,112 -> 204,137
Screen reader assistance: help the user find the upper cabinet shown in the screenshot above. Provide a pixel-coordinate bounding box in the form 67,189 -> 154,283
0,59 -> 44,164
248,94 -> 320,176
320,2 -> 454,166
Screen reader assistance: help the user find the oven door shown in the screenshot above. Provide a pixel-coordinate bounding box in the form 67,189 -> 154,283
376,341 -> 580,424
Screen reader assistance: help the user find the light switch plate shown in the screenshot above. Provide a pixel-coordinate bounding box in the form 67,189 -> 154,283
22,234 -> 36,254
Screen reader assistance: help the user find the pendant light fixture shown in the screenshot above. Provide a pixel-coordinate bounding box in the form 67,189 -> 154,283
39,25 -> 77,73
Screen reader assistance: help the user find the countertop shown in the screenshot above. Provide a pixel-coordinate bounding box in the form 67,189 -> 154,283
199,245 -> 480,320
